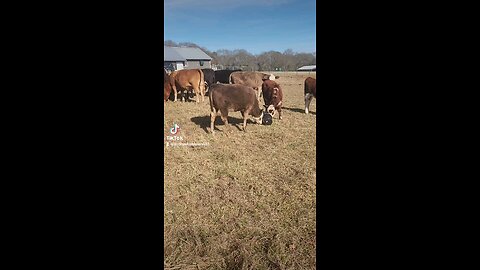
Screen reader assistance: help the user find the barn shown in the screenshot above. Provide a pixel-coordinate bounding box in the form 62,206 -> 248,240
297,65 -> 316,71
164,46 -> 212,71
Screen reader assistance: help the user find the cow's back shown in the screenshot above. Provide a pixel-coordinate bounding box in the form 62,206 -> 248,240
230,71 -> 266,87
175,69 -> 200,85
214,69 -> 241,84
209,83 -> 258,112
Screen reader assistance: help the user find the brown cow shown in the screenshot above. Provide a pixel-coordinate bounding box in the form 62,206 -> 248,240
229,71 -> 279,103
304,77 -> 316,114
209,83 -> 264,134
262,79 -> 284,120
167,69 -> 206,102
164,69 -> 172,102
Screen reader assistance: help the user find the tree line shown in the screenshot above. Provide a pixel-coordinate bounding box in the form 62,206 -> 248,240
164,40 -> 316,71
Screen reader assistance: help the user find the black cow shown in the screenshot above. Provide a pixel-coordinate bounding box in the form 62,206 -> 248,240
201,68 -> 215,95
214,69 -> 242,84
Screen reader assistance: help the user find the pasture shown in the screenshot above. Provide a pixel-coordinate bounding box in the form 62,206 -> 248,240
164,72 -> 317,269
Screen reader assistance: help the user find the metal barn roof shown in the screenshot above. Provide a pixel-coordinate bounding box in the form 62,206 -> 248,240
164,46 -> 212,61
164,46 -> 186,61
297,65 -> 316,71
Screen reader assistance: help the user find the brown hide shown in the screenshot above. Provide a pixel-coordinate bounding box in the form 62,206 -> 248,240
304,77 -> 316,98
168,69 -> 206,102
164,69 -> 171,102
229,71 -> 279,103
209,83 -> 263,133
261,79 -> 284,119
304,77 -> 316,114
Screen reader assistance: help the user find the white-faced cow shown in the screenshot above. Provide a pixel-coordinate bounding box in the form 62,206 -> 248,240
229,71 -> 279,103
209,83 -> 264,134
304,77 -> 316,114
262,79 -> 284,120
166,69 -> 206,102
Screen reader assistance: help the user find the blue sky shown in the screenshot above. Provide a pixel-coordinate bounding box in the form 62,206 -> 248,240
164,0 -> 316,55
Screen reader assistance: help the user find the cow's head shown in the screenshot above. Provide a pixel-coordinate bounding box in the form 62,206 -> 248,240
253,105 -> 273,125
262,110 -> 273,125
264,104 -> 276,117
251,111 -> 264,124
262,74 -> 280,81
269,74 -> 280,80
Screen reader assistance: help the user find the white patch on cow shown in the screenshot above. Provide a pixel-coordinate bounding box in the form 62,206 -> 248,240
266,104 -> 276,117
269,74 -> 275,80
252,111 -> 263,124
305,93 -> 313,114
267,104 -> 275,113
277,100 -> 282,107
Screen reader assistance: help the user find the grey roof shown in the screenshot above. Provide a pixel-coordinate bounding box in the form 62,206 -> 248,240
164,46 -> 186,62
164,46 -> 212,61
297,65 -> 316,71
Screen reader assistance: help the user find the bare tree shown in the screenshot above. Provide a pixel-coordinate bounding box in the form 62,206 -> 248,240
164,40 -> 316,71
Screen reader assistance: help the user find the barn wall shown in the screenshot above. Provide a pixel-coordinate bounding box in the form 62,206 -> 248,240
164,61 -> 186,71
185,60 -> 211,69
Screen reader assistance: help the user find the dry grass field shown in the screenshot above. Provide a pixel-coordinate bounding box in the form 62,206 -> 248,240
164,72 -> 317,269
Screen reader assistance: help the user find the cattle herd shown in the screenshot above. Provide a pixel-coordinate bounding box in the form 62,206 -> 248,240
164,68 -> 316,134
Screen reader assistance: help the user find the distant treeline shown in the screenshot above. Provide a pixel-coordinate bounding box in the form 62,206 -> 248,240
165,40 -> 316,71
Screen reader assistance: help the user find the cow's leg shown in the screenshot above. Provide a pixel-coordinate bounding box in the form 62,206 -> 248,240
210,108 -> 217,134
242,110 -> 249,132
305,93 -> 313,114
220,109 -> 230,132
278,107 -> 283,120
172,85 -> 178,102
193,87 -> 200,103
186,89 -> 191,102
182,90 -> 185,102
201,83 -> 206,102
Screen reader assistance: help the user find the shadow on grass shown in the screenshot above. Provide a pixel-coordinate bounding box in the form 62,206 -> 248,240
282,106 -> 316,116
191,115 -> 251,133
